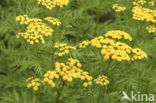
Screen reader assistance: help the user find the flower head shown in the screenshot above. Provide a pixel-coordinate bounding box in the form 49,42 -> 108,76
37,0 -> 70,10
112,4 -> 126,12
54,43 -> 76,57
45,17 -> 61,26
94,75 -> 109,86
79,30 -> 147,62
26,78 -> 42,91
16,15 -> 61,45
146,25 -> 156,33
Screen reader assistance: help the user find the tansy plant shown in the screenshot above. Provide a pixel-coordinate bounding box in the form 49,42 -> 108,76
26,58 -> 106,103
16,15 -> 61,45
113,0 -> 156,35
26,58 -> 94,91
11,0 -> 151,103
24,29 -> 147,102
15,0 -> 110,102
131,0 -> 156,34
79,30 -> 147,62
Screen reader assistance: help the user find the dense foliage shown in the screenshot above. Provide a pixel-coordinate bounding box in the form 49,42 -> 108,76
0,0 -> 156,103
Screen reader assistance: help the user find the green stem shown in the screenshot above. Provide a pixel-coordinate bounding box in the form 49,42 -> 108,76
97,86 -> 102,103
50,36 -> 55,69
38,89 -> 41,103
91,89 -> 96,103
61,89 -> 78,103
136,21 -> 143,37
61,80 -> 81,103
55,81 -> 65,103
35,44 -> 40,57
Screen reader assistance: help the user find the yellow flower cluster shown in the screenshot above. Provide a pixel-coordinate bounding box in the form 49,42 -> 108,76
94,75 -> 109,86
131,6 -> 156,22
43,71 -> 59,88
43,58 -> 93,88
90,36 -> 132,61
101,42 -> 132,61
146,25 -> 156,33
54,43 -> 76,57
105,30 -> 132,41
132,0 -> 156,23
16,15 -> 54,45
37,0 -> 70,10
90,37 -> 114,49
79,40 -> 90,48
26,58 -> 93,91
26,78 -> 42,91
79,30 -> 147,62
16,15 -> 43,25
133,0 -> 146,6
132,48 -> 148,61
112,4 -> 126,12
149,1 -> 155,6
45,17 -> 61,26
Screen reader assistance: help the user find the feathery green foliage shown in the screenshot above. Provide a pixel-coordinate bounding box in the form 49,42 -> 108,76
0,0 -> 156,103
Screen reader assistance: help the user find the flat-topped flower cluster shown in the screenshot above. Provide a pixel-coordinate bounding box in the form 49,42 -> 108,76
79,30 -> 147,62
16,15 -> 61,45
54,43 -> 76,57
112,4 -> 126,12
37,0 -> 70,10
26,58 -> 107,91
132,0 -> 156,23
